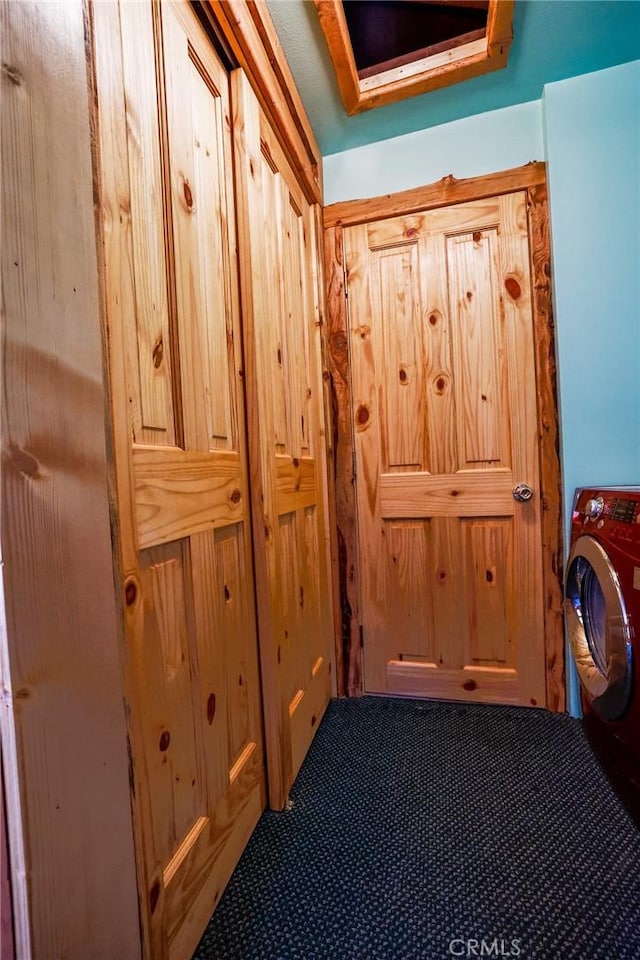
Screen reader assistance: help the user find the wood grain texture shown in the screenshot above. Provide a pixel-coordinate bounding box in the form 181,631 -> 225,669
358,38 -> 488,93
447,230 -> 503,465
1,2 -> 141,957
133,448 -> 244,548
322,226 -> 362,695
344,190 -> 548,706
324,162 -> 546,229
379,471 -> 515,518
387,661 -> 520,703
324,164 -> 562,708
94,4 -> 265,957
464,520 -> 512,665
313,0 -> 360,114
275,457 -> 317,514
527,182 -> 565,712
376,246 -> 424,469
206,0 -> 322,202
313,211 -> 341,700
119,0 -> 177,446
314,0 -> 513,115
232,70 -> 334,809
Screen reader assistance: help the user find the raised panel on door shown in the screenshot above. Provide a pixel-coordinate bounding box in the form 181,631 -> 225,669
232,71 -> 334,810
345,193 -> 546,707
93,3 -> 265,958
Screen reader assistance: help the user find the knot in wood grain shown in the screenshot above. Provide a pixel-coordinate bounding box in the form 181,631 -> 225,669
124,579 -> 138,606
158,730 -> 170,752
356,404 -> 369,427
9,444 -> 42,479
230,488 -> 241,504
152,338 -> 164,369
182,179 -> 194,211
504,276 -> 522,300
149,880 -> 161,915
207,693 -> 216,725
2,63 -> 23,86
331,331 -> 348,354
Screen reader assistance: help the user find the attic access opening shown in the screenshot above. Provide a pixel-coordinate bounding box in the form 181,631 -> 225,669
314,0 -> 514,115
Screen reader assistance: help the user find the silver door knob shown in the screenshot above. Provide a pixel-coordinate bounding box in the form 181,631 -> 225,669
513,483 -> 533,502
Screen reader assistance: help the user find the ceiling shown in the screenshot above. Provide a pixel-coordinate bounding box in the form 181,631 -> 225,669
265,0 -> 640,157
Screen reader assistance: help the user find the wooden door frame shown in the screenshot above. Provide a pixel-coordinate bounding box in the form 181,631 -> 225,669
322,162 -> 565,711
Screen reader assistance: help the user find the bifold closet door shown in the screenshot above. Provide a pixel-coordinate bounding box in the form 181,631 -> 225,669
94,3 -> 265,958
232,72 -> 334,811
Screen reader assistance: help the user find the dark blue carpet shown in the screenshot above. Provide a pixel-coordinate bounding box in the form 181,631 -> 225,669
193,697 -> 640,959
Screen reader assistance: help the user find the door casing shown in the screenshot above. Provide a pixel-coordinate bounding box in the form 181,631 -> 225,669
322,163 -> 564,710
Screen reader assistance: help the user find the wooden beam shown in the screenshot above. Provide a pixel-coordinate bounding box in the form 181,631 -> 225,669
314,1 -> 360,115
206,0 -> 323,203
324,162 -> 548,229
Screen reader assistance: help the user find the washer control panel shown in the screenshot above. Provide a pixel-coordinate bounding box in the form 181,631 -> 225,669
609,498 -> 639,524
573,488 -> 640,549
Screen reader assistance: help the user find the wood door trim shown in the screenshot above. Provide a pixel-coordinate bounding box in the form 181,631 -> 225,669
323,161 -> 547,229
527,179 -> 564,712
205,0 -> 322,203
322,163 -> 564,710
323,224 -> 362,698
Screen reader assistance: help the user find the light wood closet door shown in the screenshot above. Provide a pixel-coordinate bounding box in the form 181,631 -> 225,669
345,193 -> 546,707
94,4 -> 264,957
233,73 -> 333,810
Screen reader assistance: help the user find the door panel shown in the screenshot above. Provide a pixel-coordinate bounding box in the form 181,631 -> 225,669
233,72 -> 334,809
94,3 -> 264,957
345,193 -> 546,706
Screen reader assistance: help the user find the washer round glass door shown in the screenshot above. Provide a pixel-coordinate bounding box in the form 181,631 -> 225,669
565,535 -> 632,720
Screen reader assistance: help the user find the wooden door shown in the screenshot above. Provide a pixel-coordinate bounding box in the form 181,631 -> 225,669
94,4 -> 265,957
345,193 -> 546,706
233,73 -> 334,810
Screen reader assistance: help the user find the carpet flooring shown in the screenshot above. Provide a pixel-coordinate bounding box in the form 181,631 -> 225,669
192,697 -> 640,959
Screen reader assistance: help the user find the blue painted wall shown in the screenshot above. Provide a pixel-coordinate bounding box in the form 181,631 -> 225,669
323,60 -> 640,715
544,61 -> 640,714
324,100 -> 544,204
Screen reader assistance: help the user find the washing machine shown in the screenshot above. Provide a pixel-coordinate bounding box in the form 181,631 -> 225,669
566,487 -> 640,823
